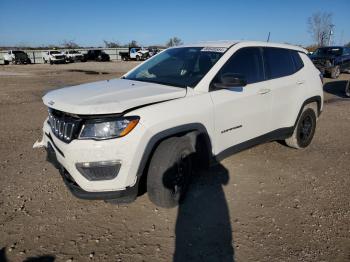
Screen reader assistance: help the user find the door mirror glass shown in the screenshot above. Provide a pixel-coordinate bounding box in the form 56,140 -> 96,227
213,73 -> 247,89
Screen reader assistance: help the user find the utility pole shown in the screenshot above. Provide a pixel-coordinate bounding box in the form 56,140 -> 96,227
267,32 -> 271,42
328,24 -> 335,46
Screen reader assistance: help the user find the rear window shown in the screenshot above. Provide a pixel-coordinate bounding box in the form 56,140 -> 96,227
264,47 -> 295,79
291,51 -> 304,72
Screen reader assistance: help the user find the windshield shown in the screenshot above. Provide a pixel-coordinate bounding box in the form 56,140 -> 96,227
12,51 -> 25,54
314,47 -> 343,56
125,47 -> 225,88
51,51 -> 61,54
69,51 -> 79,54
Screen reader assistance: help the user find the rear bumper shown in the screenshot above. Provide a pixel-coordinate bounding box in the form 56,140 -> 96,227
46,142 -> 138,201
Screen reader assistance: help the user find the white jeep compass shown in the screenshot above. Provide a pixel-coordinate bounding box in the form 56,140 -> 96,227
34,41 -> 323,208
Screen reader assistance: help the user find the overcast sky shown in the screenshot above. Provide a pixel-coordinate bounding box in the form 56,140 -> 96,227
0,0 -> 349,47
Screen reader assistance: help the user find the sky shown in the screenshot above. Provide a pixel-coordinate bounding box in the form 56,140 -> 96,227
0,0 -> 349,47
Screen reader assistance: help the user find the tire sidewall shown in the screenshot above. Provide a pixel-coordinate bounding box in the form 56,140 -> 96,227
147,137 -> 193,208
296,108 -> 317,148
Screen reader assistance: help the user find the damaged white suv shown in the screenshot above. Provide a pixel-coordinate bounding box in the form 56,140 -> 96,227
34,41 -> 323,208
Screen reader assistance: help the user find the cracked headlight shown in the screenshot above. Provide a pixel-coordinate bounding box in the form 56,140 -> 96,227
79,116 -> 139,140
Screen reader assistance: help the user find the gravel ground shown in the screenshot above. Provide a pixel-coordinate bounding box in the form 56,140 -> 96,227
0,62 -> 349,262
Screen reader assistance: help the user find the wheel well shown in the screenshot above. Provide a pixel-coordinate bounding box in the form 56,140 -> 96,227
136,127 -> 213,195
294,96 -> 322,127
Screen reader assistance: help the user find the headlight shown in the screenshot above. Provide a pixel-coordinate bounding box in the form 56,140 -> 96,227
79,116 -> 139,140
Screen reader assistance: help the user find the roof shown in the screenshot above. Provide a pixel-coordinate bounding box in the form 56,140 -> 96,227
180,40 -> 307,53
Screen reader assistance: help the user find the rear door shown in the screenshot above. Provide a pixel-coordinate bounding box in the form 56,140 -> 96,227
342,48 -> 350,71
210,47 -> 272,155
263,47 -> 305,130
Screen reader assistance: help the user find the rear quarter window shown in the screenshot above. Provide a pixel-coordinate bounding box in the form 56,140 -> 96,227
291,51 -> 304,72
264,47 -> 295,79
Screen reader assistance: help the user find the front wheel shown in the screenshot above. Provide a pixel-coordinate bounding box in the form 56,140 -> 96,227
147,137 -> 194,208
285,106 -> 317,149
330,65 -> 340,79
345,81 -> 350,98
4,60 -> 9,65
136,55 -> 140,61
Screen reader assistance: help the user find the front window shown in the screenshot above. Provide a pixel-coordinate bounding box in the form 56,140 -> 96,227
125,47 -> 225,88
51,51 -> 61,54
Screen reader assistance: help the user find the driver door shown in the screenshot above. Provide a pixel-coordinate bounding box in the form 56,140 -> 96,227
210,47 -> 272,155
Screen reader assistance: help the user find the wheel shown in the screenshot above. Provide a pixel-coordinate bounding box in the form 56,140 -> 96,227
49,59 -> 53,65
345,81 -> 350,98
285,105 -> 317,149
4,60 -> 9,65
330,65 -> 340,79
43,58 -> 47,64
147,136 -> 194,208
136,55 -> 140,61
122,56 -> 126,61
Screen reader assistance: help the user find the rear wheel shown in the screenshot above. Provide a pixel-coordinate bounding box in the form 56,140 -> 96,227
4,60 -> 9,65
285,105 -> 317,149
345,81 -> 350,98
147,137 -> 193,208
330,65 -> 340,79
136,55 -> 140,61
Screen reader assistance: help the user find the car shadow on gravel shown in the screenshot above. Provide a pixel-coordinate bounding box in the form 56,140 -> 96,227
172,163 -> 235,262
323,80 -> 349,98
0,247 -> 55,262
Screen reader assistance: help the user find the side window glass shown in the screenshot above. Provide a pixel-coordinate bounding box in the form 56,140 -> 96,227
264,47 -> 295,79
215,47 -> 264,84
291,51 -> 304,72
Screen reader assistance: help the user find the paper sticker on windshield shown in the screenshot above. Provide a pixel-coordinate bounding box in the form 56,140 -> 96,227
201,47 -> 227,53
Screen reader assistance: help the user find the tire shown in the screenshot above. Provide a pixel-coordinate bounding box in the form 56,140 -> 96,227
136,55 -> 140,61
330,65 -> 340,79
122,56 -> 126,61
43,58 -> 47,64
285,105 -> 317,149
147,136 -> 194,208
345,81 -> 350,98
49,59 -> 53,65
4,60 -> 9,65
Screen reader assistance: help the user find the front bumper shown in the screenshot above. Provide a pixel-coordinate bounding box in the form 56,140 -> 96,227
34,119 -> 145,195
46,142 -> 138,201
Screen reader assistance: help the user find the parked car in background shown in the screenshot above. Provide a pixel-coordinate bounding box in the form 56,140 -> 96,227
148,47 -> 161,57
64,50 -> 86,63
120,47 -> 150,61
34,41 -> 323,208
42,50 -> 66,64
310,46 -> 350,78
84,50 -> 110,61
4,50 -> 31,65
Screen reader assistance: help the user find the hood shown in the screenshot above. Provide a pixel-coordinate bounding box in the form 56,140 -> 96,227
43,79 -> 186,115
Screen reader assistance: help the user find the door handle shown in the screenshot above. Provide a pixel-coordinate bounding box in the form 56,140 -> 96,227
297,80 -> 305,85
258,88 -> 271,95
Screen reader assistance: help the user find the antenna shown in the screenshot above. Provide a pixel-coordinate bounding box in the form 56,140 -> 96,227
267,32 -> 271,42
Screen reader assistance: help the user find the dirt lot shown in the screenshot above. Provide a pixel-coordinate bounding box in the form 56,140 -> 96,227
0,62 -> 349,262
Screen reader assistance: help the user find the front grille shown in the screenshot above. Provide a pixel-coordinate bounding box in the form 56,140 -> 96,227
54,55 -> 65,60
48,109 -> 82,143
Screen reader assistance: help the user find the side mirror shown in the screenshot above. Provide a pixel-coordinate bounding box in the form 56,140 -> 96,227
212,73 -> 247,89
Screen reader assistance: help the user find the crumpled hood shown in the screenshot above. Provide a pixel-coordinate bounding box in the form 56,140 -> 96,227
43,79 -> 186,115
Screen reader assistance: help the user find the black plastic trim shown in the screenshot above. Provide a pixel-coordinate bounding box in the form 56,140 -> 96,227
215,127 -> 294,162
136,123 -> 213,178
45,132 -> 64,157
59,169 -> 138,201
